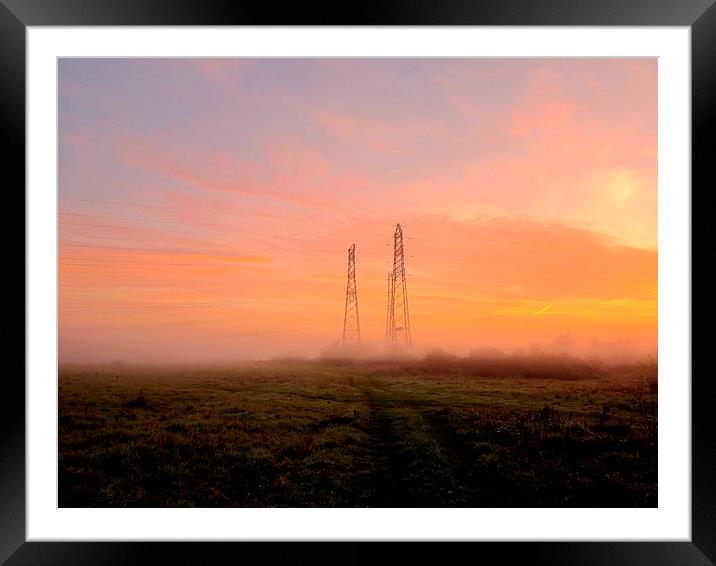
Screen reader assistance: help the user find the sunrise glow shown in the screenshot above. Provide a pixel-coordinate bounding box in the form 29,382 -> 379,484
58,58 -> 657,363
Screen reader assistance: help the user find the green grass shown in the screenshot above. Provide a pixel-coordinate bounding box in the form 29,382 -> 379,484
58,360 -> 657,507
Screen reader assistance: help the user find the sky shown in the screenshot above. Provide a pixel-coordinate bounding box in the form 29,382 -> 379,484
58,58 -> 657,363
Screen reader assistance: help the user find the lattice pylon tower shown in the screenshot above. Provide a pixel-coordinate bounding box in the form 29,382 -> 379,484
385,224 -> 411,349
384,271 -> 394,346
342,243 -> 361,346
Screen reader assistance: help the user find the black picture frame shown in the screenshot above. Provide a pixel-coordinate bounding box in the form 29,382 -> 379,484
4,1 -> 709,564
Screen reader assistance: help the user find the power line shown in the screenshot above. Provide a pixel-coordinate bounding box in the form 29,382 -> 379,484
59,233 -> 230,246
60,242 -> 276,258
59,211 -> 334,237
59,220 -> 205,236
60,196 -> 269,215
60,211 -> 223,228
60,300 -> 261,316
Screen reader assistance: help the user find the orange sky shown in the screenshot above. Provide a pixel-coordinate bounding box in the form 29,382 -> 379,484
58,58 -> 657,363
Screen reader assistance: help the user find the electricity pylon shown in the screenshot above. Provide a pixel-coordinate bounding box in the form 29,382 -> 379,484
342,243 -> 361,346
384,271 -> 394,346
385,224 -> 411,349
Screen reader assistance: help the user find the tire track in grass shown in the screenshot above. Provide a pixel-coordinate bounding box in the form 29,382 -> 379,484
353,380 -> 395,506
357,379 -> 457,507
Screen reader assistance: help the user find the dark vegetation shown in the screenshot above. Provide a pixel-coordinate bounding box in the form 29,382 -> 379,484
58,357 -> 657,507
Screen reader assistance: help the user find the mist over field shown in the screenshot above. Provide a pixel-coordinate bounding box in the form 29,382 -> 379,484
60,337 -> 656,366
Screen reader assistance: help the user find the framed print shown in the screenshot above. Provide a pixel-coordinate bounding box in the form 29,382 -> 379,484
6,1 -> 710,564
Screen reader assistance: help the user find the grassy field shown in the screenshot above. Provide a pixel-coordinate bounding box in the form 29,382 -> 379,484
58,358 -> 657,507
